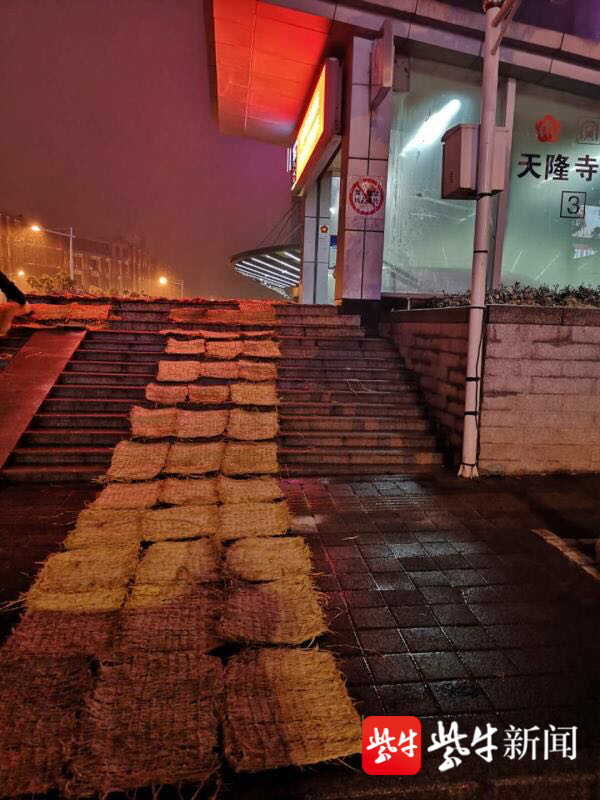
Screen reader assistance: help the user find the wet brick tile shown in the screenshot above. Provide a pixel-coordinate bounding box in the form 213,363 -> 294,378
340,656 -> 373,685
443,626 -> 494,650
445,569 -> 487,587
328,611 -> 354,631
479,675 -> 584,710
432,554 -> 471,570
366,557 -> 406,572
379,682 -> 439,716
332,558 -> 369,574
403,627 -> 449,652
419,586 -> 465,603
358,544 -> 393,558
326,545 -> 362,560
432,604 -> 479,625
504,646 -> 578,674
358,629 -> 407,654
484,624 -> 569,648
319,629 -> 360,654
458,650 -> 517,678
338,573 -> 377,590
349,685 -> 386,716
367,654 -> 421,684
460,586 -> 499,603
423,542 -> 458,555
380,589 -> 425,606
414,652 -> 468,680
408,571 -> 450,586
429,680 -> 493,713
389,543 -> 428,557
390,605 -> 437,627
343,590 -> 385,608
373,573 -> 415,591
350,607 -> 396,629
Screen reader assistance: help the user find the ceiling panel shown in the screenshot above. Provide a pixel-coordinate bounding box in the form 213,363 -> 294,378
212,0 -> 331,144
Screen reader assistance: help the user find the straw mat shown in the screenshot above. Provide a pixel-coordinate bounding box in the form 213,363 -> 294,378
223,648 -> 361,772
217,476 -> 283,504
188,384 -> 230,404
231,382 -> 278,406
227,409 -> 278,441
29,543 -> 138,596
242,340 -> 281,358
238,360 -> 277,382
225,537 -> 311,582
136,539 -> 220,584
106,440 -> 169,481
71,652 -> 222,794
222,442 -> 278,475
64,509 -> 143,550
157,360 -> 201,382
165,337 -> 205,354
197,361 -> 240,379
30,303 -> 69,321
218,501 -> 291,540
131,406 -> 176,438
118,588 -> 223,653
164,441 -> 224,475
90,481 -> 161,510
176,408 -> 229,438
0,653 -> 92,796
159,476 -> 217,506
141,504 -> 219,541
68,303 -> 111,322
219,575 -> 326,645
206,340 -> 244,359
4,610 -> 117,659
145,382 -> 188,405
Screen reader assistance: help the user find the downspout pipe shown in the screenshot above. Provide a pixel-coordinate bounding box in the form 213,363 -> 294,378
458,0 -> 504,479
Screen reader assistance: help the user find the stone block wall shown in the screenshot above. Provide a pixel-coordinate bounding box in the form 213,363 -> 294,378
382,304 -> 600,475
479,306 -> 600,475
380,308 -> 468,462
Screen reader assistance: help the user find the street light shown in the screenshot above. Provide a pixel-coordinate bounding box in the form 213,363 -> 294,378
158,275 -> 184,299
31,223 -> 74,282
17,270 -> 25,277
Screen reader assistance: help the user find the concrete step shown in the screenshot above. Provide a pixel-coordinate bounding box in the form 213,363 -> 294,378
0,464 -> 103,483
279,402 -> 424,417
279,415 -> 430,432
10,447 -> 112,465
66,360 -> 157,374
21,429 -> 127,447
279,431 -> 436,448
280,389 -> 419,404
58,371 -> 151,387
50,384 -> 145,400
280,346 -> 395,359
280,337 -> 394,351
278,367 -> 407,381
72,349 -> 161,363
42,398 -> 140,413
278,378 -> 411,391
81,339 -> 165,352
279,447 -> 443,466
280,463 -> 441,476
279,357 -> 395,369
32,412 -> 128,429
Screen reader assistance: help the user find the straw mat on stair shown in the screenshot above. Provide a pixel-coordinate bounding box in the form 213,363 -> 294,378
159,477 -> 217,506
177,408 -> 229,438
71,652 -> 222,794
119,587 -> 223,653
29,544 -> 138,596
227,409 -> 278,440
206,340 -> 244,359
238,360 -> 277,382
165,337 -> 205,354
141,505 -> 218,541
106,440 -> 169,481
197,361 -> 240,379
242,340 -> 281,358
216,476 -> 283,504
187,384 -> 230,404
4,610 -> 117,659
68,303 -> 111,322
0,653 -> 92,796
223,648 -> 362,772
90,481 -> 160,510
218,501 -> 291,540
145,382 -> 188,405
64,509 -> 143,549
136,539 -> 220,584
222,441 -> 278,475
30,303 -> 69,321
231,381 -> 278,406
157,359 -> 201,383
131,406 -> 176,438
164,441 -> 224,475
225,537 -> 311,582
219,575 -> 325,645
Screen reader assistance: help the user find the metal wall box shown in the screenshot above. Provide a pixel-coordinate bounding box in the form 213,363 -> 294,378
441,124 -> 509,199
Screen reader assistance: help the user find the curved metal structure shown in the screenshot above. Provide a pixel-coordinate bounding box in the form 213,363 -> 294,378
230,244 -> 301,298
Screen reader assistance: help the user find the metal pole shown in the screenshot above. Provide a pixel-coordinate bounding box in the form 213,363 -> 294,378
458,0 -> 504,480
69,226 -> 74,283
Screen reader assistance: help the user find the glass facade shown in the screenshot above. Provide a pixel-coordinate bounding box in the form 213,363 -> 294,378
383,59 -> 482,294
383,57 -> 600,294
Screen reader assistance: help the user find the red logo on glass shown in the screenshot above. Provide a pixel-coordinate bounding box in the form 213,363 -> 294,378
362,716 -> 421,775
536,114 -> 561,143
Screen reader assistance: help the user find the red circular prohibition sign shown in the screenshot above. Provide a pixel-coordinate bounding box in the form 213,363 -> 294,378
349,177 -> 385,216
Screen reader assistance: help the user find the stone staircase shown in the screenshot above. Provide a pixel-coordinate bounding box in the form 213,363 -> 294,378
1,300 -> 442,481
0,327 -> 32,373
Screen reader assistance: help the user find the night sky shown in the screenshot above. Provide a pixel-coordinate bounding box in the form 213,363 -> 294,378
0,0 -> 292,299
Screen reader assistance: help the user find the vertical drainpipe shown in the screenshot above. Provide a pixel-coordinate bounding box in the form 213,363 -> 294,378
458,0 -> 504,479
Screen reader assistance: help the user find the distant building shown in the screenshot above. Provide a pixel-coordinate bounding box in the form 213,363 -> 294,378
0,209 -> 176,296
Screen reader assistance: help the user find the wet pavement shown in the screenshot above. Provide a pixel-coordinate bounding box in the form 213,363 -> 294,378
0,473 -> 598,798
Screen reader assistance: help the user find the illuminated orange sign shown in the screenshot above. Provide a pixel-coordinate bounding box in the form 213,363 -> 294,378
294,65 -> 326,187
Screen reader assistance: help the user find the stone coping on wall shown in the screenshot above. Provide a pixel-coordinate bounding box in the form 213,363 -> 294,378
382,304 -> 600,327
